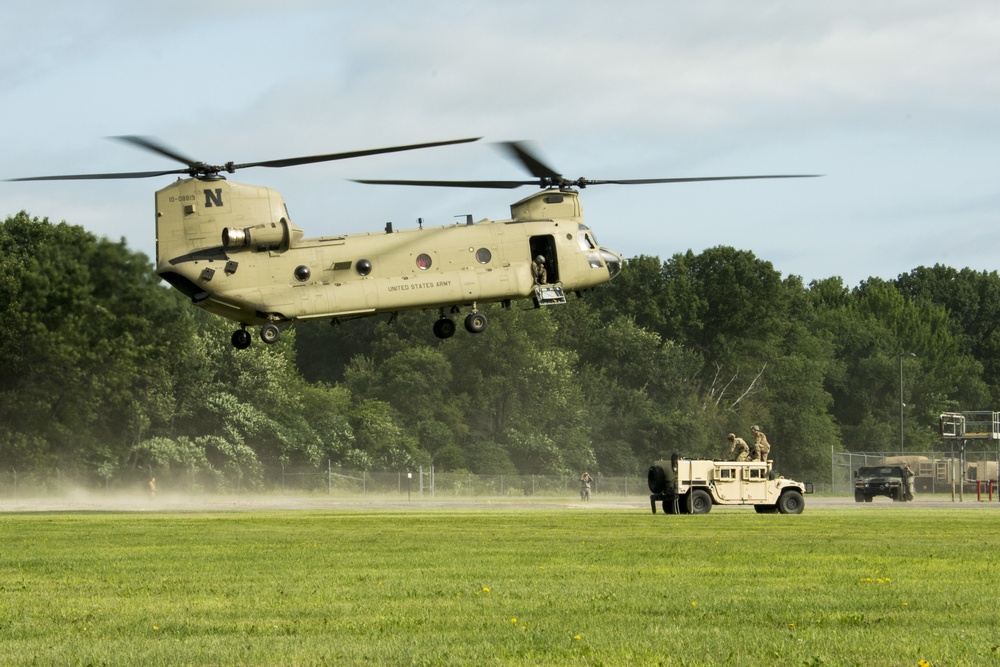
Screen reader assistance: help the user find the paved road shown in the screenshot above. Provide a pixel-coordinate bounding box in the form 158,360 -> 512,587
1,493 -> 998,513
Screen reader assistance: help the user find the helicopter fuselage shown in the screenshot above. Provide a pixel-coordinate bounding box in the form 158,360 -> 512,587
154,177 -> 622,342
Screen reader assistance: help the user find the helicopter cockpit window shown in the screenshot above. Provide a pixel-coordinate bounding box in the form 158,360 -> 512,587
579,224 -> 600,247
416,253 -> 432,270
578,231 -> 596,251
476,248 -> 492,264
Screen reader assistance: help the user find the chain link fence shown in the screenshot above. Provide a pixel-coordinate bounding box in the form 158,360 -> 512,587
0,463 -> 650,500
831,447 -> 1000,497
12,451 -> 993,500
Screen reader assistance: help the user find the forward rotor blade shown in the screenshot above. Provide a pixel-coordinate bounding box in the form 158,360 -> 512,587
353,173 -> 822,190
498,141 -> 562,180
589,174 -> 822,185
235,137 -> 481,170
352,178 -> 536,189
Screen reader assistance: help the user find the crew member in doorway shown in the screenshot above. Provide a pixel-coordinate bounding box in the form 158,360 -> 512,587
532,255 -> 548,285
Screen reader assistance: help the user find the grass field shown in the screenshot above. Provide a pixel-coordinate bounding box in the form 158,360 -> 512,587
0,506 -> 998,666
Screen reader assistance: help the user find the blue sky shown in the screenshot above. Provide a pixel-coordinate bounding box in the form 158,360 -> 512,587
2,0 -> 998,286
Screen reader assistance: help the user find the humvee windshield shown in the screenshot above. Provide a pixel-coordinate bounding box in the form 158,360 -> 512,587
858,466 -> 903,477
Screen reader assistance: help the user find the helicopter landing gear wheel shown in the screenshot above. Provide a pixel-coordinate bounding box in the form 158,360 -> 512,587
433,317 -> 456,339
260,323 -> 281,344
464,311 -> 488,334
232,328 -> 252,350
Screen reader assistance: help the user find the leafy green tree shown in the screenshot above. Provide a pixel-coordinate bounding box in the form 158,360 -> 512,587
895,265 -> 1000,405
591,249 -> 839,477
813,277 -> 985,454
0,212 -> 198,473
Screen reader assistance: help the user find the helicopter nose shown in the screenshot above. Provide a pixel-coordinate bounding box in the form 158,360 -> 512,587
600,248 -> 623,279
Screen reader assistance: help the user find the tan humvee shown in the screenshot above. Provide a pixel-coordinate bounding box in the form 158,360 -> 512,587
647,453 -> 813,514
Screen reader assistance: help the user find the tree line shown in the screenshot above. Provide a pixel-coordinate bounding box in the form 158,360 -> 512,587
2,211 -> 997,488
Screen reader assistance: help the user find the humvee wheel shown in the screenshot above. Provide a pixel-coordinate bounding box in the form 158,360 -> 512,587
854,490 -> 865,503
647,465 -> 667,494
778,490 -> 804,514
689,489 -> 712,514
664,497 -> 678,515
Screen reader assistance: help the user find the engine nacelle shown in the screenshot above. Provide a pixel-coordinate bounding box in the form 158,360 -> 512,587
222,220 -> 290,251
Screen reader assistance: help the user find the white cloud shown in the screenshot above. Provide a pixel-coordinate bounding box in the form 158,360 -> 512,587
1,0 -> 998,285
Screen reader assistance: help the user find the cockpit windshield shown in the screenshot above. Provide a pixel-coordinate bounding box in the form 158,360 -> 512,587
578,224 -> 599,247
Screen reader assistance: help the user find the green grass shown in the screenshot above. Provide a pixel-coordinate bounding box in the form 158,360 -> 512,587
0,507 -> 998,666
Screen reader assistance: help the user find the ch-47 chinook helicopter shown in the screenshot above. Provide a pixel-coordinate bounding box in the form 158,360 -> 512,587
12,136 -> 817,348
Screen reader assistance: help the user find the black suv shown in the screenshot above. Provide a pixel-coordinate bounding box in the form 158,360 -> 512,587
854,465 -> 908,502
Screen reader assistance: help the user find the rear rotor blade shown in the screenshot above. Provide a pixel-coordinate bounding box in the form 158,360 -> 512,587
235,137 -> 481,170
8,136 -> 481,182
10,168 -> 192,182
114,135 -> 204,169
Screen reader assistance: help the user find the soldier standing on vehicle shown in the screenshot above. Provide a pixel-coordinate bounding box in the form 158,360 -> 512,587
750,425 -> 771,462
725,433 -> 751,462
579,471 -> 592,501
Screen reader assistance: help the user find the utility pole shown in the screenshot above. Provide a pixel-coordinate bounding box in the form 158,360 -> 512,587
899,352 -> 916,455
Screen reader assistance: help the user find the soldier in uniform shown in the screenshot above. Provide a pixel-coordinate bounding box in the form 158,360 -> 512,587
725,433 -> 751,462
531,255 -> 547,285
900,462 -> 915,501
750,425 -> 771,462
579,471 -> 592,501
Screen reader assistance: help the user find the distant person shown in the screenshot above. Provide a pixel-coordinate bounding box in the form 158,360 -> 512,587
901,463 -> 915,501
149,476 -> 156,500
750,425 -> 771,462
532,255 -> 547,285
726,433 -> 750,462
579,471 -> 592,501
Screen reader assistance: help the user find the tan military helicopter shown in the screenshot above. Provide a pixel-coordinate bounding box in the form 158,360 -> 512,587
12,137 -> 816,348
